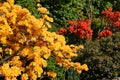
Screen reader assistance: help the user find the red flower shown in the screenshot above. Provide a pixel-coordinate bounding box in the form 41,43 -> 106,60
58,28 -> 67,35
67,26 -> 74,33
98,30 -> 112,39
114,21 -> 120,28
85,20 -> 91,26
108,8 -> 113,11
102,8 -> 120,29
86,34 -> 92,39
67,20 -> 78,26
58,19 -> 93,40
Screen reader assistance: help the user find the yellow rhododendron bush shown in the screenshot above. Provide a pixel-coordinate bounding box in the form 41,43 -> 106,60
0,0 -> 88,80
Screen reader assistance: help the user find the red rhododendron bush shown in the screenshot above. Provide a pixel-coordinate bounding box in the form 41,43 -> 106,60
0,0 -> 88,80
98,8 -> 120,39
102,8 -> 120,28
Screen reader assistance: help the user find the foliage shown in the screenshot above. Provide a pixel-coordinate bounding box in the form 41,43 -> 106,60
14,0 -> 40,18
91,17 -> 105,40
65,67 -> 80,80
75,32 -> 120,80
113,0 -> 120,11
40,0 -> 115,28
40,0 -> 84,27
0,0 -> 88,80
41,57 -> 66,80
83,0 -> 113,17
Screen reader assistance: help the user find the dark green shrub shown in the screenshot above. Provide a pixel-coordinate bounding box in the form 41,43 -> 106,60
91,17 -> 106,40
113,0 -> 120,11
75,32 -> 120,80
40,0 -> 83,27
40,0 -> 114,28
82,0 -> 113,18
15,0 -> 40,18
41,57 -> 66,80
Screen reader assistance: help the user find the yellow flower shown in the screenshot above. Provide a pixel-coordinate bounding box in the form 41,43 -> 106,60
21,74 -> 28,80
0,47 -> 3,52
19,48 -> 30,57
82,64 -> 89,71
34,66 -> 43,77
45,22 -> 52,28
74,62 -> 81,67
56,35 -> 66,45
0,24 -> 13,36
27,53 -> 34,60
36,3 -> 41,8
43,52 -> 51,59
61,45 -> 73,53
0,7 -> 8,13
0,36 -> 7,43
28,71 -> 37,80
42,15 -> 53,22
33,46 -> 42,57
63,64 -> 70,70
5,48 -> 13,55
7,0 -> 14,4
70,45 -> 84,53
78,45 -> 84,49
36,0 -> 40,2
52,42 -> 61,50
31,37 -> 36,42
55,56 -> 63,63
34,46 -> 41,52
38,7 -> 49,14
77,70 -> 82,74
56,52 -> 64,58
47,71 -> 57,78
2,2 -> 11,9
6,12 -> 17,24
10,56 -> 23,67
11,66 -> 21,77
40,58 -> 47,67
33,57 -> 47,67
5,77 -> 17,80
0,63 -> 21,79
13,43 -> 20,51
0,63 -> 11,77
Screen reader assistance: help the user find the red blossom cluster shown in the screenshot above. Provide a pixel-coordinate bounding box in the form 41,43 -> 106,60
98,29 -> 112,39
98,8 -> 120,39
102,8 -> 120,29
58,20 -> 93,39
58,27 -> 67,35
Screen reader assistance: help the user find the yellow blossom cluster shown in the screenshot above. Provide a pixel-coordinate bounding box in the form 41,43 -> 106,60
0,0 -> 88,80
1,63 -> 21,80
47,71 -> 57,78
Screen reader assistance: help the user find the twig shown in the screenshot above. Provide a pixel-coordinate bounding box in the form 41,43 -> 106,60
83,0 -> 92,22
89,0 -> 92,21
